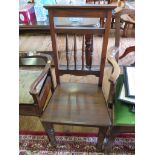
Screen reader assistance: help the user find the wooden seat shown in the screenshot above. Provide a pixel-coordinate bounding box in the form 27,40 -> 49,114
41,83 -> 111,126
19,52 -> 54,116
40,4 -> 120,152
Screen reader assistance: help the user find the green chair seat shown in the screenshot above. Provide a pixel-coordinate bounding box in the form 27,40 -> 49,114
19,70 -> 43,104
113,75 -> 135,125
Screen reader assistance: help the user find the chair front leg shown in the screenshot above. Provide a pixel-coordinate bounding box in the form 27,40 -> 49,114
104,129 -> 115,154
96,127 -> 108,152
42,122 -> 56,146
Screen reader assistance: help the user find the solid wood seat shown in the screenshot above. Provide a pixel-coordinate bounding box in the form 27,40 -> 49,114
41,83 -> 111,126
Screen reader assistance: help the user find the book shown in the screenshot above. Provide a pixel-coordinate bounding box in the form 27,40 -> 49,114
123,66 -> 135,98
119,83 -> 135,104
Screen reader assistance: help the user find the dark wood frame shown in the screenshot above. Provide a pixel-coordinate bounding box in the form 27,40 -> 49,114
40,4 -> 122,152
19,52 -> 55,116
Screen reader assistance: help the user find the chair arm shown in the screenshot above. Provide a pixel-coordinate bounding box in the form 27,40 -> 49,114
29,65 -> 51,95
121,8 -> 135,16
107,48 -> 121,84
114,7 -> 123,14
106,48 -> 120,108
119,46 -> 135,59
25,52 -> 53,95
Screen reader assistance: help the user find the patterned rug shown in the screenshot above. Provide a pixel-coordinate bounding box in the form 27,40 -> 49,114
19,131 -> 135,155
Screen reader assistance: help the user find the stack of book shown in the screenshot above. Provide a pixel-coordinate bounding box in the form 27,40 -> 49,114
118,66 -> 135,112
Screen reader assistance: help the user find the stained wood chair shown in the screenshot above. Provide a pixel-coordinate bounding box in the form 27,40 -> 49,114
40,4 -> 121,152
104,46 -> 135,153
19,52 -> 55,116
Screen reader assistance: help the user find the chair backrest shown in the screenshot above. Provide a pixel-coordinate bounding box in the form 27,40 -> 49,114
44,4 -> 116,86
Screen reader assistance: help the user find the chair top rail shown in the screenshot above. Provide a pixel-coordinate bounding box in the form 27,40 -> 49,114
44,4 -> 117,9
44,4 -> 116,18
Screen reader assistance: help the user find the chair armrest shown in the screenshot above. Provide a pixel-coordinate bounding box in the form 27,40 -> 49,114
121,8 -> 135,16
114,7 -> 123,14
29,65 -> 51,95
22,52 -> 53,95
119,46 -> 135,59
106,48 -> 120,109
107,47 -> 121,84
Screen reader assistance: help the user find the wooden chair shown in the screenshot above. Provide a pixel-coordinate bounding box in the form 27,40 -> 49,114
19,52 -> 55,116
40,4 -> 120,152
105,46 -> 135,153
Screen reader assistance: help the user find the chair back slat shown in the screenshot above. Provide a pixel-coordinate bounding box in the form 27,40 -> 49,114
82,35 -> 85,69
74,34 -> 77,69
65,34 -> 69,69
85,34 -> 93,69
45,4 -> 116,86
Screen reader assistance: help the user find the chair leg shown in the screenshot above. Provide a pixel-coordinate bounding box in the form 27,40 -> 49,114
42,122 -> 57,146
96,127 -> 107,152
104,134 -> 115,154
122,22 -> 128,37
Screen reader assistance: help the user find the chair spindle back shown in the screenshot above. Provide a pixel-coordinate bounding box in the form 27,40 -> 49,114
44,4 -> 116,86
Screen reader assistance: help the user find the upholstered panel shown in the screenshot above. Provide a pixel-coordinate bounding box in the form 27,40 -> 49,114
19,70 -> 43,104
113,75 -> 135,125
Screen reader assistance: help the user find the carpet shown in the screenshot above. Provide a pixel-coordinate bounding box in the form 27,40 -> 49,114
19,131 -> 135,155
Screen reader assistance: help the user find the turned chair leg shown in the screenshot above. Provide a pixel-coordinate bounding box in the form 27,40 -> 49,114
104,135 -> 115,154
96,127 -> 107,152
42,122 -> 57,146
